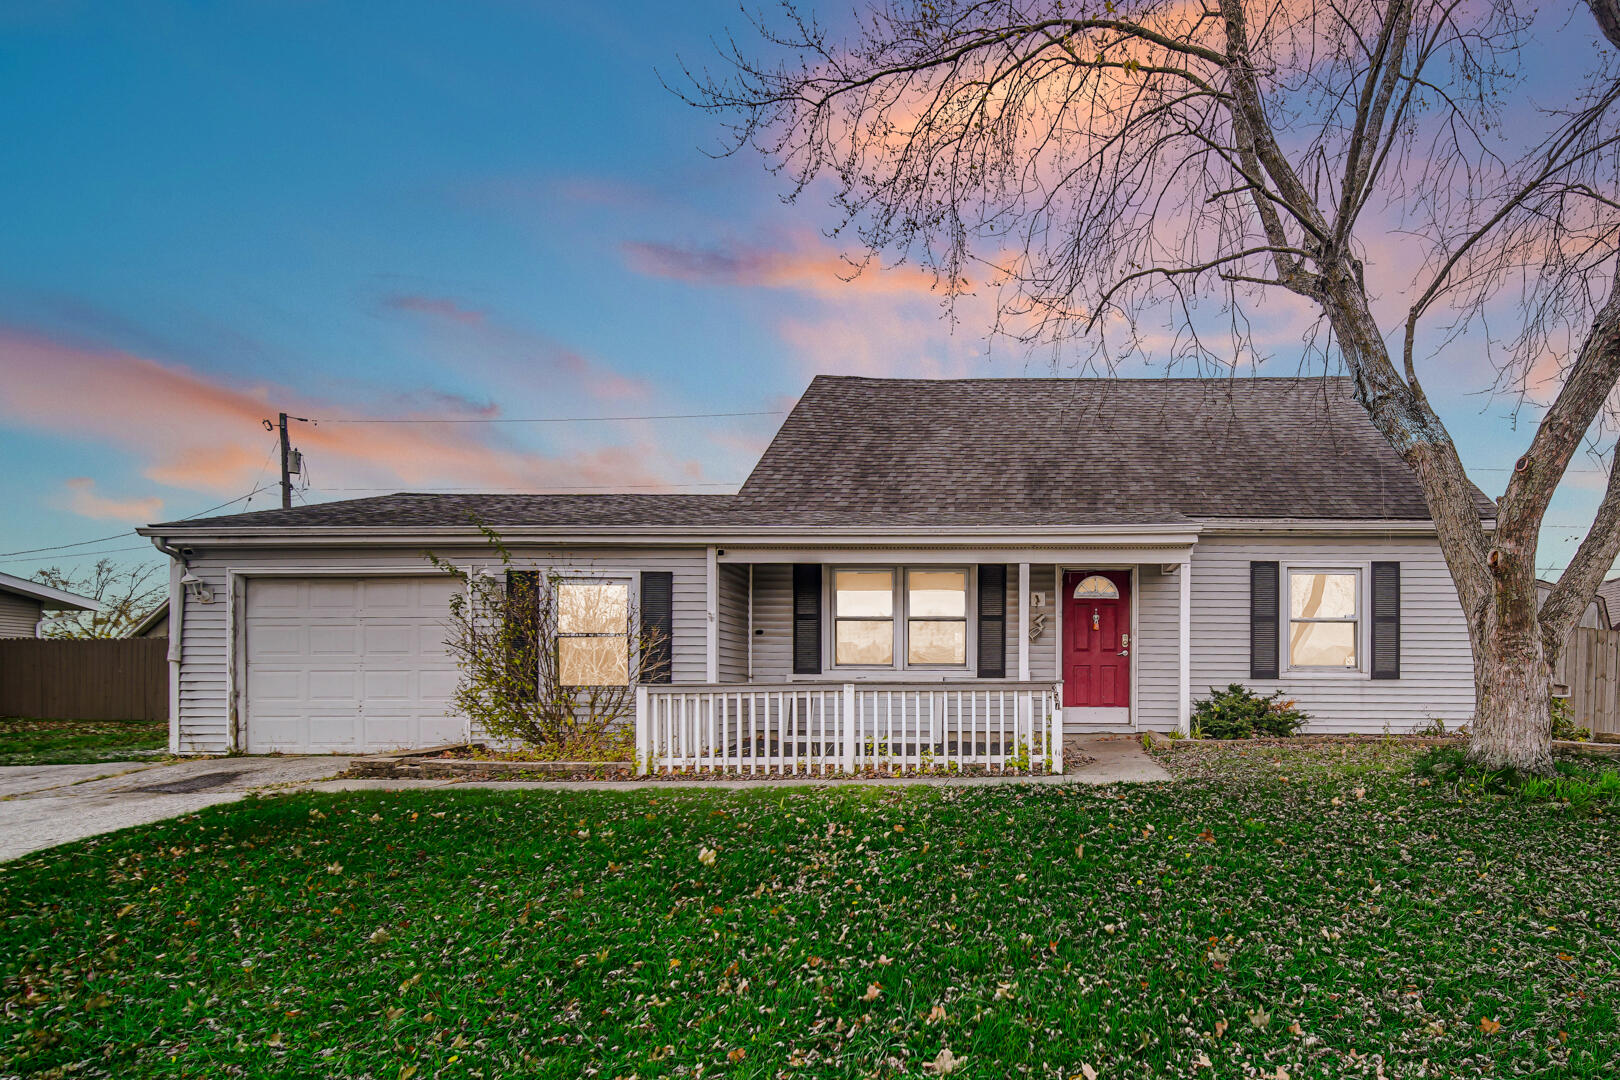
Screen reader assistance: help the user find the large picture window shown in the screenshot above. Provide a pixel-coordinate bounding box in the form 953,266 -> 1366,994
1288,570 -> 1359,669
832,567 -> 970,668
557,581 -> 630,686
906,569 -> 967,665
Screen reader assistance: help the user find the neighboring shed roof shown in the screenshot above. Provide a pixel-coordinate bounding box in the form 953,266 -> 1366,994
145,376 -> 1488,533
128,602 -> 170,637
0,572 -> 101,611
1598,577 -> 1620,629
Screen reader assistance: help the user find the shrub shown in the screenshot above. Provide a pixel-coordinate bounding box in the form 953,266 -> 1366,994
1549,696 -> 1591,742
1190,683 -> 1308,740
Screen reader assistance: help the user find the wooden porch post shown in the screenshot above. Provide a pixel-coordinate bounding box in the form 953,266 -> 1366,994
705,545 -> 719,683
1017,562 -> 1030,681
1178,557 -> 1192,735
635,685 -> 650,776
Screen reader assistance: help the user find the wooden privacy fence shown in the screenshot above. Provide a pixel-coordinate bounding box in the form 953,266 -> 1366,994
1554,626 -> 1620,737
0,638 -> 167,721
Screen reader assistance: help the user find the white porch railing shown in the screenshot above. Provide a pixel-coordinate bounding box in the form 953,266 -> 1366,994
635,682 -> 1060,777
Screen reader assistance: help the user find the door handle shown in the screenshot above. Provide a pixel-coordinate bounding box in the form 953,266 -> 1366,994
1117,649 -> 1129,657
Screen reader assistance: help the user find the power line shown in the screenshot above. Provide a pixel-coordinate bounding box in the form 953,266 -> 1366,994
0,544 -> 156,567
314,409 -> 787,425
0,530 -> 135,558
0,483 -> 279,561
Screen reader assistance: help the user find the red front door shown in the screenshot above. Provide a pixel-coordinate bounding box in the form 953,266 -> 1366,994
1063,570 -> 1132,708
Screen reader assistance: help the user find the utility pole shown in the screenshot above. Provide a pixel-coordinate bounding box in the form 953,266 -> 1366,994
278,412 -> 292,509
264,413 -> 310,509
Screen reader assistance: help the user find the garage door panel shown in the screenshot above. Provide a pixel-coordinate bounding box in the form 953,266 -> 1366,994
246,669 -> 303,701
308,579 -> 360,608
247,624 -> 305,658
419,668 -> 460,698
362,580 -> 415,608
362,623 -> 415,655
307,669 -> 361,701
308,624 -> 359,654
363,668 -> 415,699
252,579 -> 306,609
243,576 -> 460,754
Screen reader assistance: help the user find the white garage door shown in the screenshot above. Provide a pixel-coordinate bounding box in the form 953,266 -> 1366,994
242,576 -> 462,754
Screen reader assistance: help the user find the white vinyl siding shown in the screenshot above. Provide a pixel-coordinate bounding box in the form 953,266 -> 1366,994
0,592 -> 43,638
170,535 -> 1476,753
748,564 -> 794,680
1180,535 -> 1474,733
716,563 -> 749,682
173,544 -> 710,754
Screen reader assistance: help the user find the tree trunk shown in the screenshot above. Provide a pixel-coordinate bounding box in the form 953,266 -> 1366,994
1466,545 -> 1555,774
1468,639 -> 1555,774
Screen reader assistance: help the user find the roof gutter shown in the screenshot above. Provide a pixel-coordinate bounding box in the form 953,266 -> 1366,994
134,522 -> 1203,548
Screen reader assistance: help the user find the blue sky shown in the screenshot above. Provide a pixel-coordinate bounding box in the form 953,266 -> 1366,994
0,1 -> 1611,583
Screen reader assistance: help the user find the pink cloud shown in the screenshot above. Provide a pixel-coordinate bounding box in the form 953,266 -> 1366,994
624,231 -> 941,297
55,477 -> 164,523
382,293 -> 488,325
0,331 -> 712,508
379,293 -> 654,405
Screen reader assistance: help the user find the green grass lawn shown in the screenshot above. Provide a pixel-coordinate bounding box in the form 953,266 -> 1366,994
0,717 -> 167,766
2,743 -> 1616,1078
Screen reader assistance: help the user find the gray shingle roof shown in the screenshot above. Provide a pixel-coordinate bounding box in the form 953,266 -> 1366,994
151,376 -> 1486,532
738,376 -> 1489,522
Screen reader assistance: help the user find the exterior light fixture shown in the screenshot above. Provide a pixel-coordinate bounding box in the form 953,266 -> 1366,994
180,571 -> 215,604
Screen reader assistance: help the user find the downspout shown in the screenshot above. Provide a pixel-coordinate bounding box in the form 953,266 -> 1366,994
149,536 -> 186,754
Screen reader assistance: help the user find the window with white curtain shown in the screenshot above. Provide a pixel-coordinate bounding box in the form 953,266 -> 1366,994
1288,570 -> 1359,669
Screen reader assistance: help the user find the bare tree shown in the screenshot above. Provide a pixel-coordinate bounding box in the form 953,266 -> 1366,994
684,0 -> 1620,772
32,560 -> 165,639
428,528 -> 667,759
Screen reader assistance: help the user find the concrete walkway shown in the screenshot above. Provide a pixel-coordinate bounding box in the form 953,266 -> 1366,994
0,736 -> 1167,862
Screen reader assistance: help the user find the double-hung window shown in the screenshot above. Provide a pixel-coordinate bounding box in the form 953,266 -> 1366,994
557,580 -> 630,686
832,567 -> 969,669
833,569 -> 894,666
906,569 -> 967,665
1288,569 -> 1359,670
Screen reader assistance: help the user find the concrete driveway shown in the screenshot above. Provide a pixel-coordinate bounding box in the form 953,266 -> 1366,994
0,756 -> 350,863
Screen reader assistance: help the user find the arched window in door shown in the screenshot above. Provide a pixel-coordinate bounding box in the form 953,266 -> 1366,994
1072,574 -> 1120,600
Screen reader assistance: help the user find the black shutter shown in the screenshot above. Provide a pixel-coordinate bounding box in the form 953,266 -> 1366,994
976,565 -> 1007,678
1370,562 -> 1401,679
792,564 -> 822,675
505,570 -> 539,702
1250,561 -> 1280,680
639,571 -> 673,684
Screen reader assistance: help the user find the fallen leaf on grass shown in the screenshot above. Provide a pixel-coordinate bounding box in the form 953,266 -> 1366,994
926,1048 -> 964,1075
926,1004 -> 947,1024
861,983 -> 882,1002
727,1047 -> 746,1063
1480,1017 -> 1502,1034
698,846 -> 717,867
